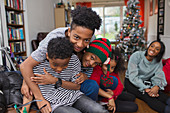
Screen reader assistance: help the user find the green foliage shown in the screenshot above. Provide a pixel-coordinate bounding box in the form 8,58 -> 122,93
114,21 -> 118,31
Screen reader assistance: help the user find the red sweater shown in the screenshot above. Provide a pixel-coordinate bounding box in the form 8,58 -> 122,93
89,65 -> 123,100
162,58 -> 170,92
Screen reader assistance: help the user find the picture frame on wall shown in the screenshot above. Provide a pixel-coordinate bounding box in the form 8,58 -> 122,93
159,17 -> 164,24
150,0 -> 153,16
159,25 -> 163,33
159,9 -> 164,16
160,0 -> 164,2
159,2 -> 164,8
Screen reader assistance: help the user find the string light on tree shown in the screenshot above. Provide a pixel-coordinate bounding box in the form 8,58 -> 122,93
117,0 -> 146,61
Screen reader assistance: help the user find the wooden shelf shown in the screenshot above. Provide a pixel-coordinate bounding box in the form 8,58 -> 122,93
14,51 -> 26,55
5,6 -> 24,12
7,23 -> 24,27
8,39 -> 25,42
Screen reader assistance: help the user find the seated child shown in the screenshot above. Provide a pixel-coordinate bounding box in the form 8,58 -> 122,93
21,37 -> 108,113
90,47 -> 138,112
162,58 -> 170,92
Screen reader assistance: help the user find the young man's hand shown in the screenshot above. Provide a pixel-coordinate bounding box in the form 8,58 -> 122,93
75,72 -> 88,84
21,80 -> 33,99
36,98 -> 52,113
106,89 -> 114,96
31,68 -> 57,85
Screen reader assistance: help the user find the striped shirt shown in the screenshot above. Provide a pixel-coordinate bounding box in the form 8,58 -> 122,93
33,54 -> 83,112
81,66 -> 94,78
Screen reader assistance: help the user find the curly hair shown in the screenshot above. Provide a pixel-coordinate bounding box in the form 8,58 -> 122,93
71,6 -> 101,33
111,47 -> 125,73
145,40 -> 165,62
47,37 -> 73,59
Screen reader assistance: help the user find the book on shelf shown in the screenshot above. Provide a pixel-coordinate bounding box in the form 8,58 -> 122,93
8,27 -> 24,40
6,10 -> 24,25
5,0 -> 23,10
9,41 -> 26,53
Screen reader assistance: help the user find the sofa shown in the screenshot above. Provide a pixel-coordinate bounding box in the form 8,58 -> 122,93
31,32 -> 49,51
163,58 -> 170,92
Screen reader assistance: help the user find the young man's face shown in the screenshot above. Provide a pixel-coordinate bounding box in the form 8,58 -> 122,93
68,26 -> 93,52
82,52 -> 102,68
47,54 -> 70,73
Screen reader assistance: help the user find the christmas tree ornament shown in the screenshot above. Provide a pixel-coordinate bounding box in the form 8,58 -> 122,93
117,0 -> 146,61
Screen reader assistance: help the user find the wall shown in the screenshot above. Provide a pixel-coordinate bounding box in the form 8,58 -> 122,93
147,0 -> 170,59
161,0 -> 170,59
25,0 -> 59,55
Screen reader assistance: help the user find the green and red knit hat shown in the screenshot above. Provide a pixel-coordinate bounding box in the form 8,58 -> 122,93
86,38 -> 112,77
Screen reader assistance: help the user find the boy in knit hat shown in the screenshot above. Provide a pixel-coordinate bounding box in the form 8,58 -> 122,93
82,38 -> 118,86
81,38 -> 119,113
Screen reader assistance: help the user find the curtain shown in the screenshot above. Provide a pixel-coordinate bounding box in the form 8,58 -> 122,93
76,2 -> 91,8
124,0 -> 144,27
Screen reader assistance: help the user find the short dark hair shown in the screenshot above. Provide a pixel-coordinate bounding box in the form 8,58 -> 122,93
47,37 -> 73,59
111,47 -> 125,73
70,6 -> 101,34
145,40 -> 165,62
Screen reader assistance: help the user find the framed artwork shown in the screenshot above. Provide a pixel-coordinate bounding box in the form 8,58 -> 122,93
159,17 -> 164,24
159,9 -> 164,16
150,0 -> 153,16
154,0 -> 158,14
159,25 -> 163,33
159,2 -> 164,8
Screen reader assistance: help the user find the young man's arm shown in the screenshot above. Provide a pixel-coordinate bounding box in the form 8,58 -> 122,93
31,68 -> 81,90
20,56 -> 51,113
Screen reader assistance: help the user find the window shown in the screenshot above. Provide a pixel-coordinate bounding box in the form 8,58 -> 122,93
92,6 -> 126,41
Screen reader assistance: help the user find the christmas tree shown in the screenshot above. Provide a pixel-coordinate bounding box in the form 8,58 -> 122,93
117,0 -> 146,61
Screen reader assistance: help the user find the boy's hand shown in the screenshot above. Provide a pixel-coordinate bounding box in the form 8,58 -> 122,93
108,98 -> 116,113
37,99 -> 52,113
21,81 -> 33,99
31,68 -> 57,85
75,72 -> 88,84
106,89 -> 114,96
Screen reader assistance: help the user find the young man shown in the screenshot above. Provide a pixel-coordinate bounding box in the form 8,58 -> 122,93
20,6 -> 101,112
23,37 -> 108,113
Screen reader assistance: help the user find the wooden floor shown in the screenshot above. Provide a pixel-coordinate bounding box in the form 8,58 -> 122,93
7,94 -> 170,113
6,98 -> 159,113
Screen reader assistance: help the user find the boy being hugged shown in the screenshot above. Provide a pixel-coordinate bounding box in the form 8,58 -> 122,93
22,37 -> 108,113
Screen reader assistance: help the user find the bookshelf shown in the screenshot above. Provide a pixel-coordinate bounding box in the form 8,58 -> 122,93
4,0 -> 26,56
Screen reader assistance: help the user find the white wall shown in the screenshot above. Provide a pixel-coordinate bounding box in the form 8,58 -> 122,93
161,0 -> 170,59
25,0 -> 59,55
147,0 -> 170,59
